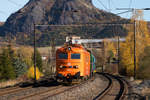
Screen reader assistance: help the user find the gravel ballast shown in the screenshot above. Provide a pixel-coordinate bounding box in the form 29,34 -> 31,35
44,74 -> 109,100
0,74 -> 109,100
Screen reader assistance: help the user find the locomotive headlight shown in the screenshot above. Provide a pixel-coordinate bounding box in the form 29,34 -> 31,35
73,65 -> 79,69
68,47 -> 71,51
59,65 -> 63,68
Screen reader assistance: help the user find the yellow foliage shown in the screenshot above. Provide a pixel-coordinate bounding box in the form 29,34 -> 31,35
120,10 -> 150,76
27,66 -> 43,80
106,40 -> 117,56
17,46 -> 33,66
103,39 -> 117,57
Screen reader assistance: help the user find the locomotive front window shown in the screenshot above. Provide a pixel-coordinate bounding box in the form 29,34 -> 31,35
58,53 -> 68,59
71,53 -> 80,59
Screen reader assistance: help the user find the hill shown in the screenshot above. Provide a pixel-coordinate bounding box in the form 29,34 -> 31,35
0,0 -> 128,46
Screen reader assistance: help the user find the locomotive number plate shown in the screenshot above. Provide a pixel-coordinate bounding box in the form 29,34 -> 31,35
66,69 -> 70,71
67,63 -> 71,66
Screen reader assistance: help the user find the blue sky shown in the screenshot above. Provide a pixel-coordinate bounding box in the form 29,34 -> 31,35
0,0 -> 150,22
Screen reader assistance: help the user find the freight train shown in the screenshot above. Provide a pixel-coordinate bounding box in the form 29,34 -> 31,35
56,40 -> 96,83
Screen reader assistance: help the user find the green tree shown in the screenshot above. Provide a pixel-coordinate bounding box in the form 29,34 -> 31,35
13,58 -> 28,77
0,48 -> 16,80
32,49 -> 42,72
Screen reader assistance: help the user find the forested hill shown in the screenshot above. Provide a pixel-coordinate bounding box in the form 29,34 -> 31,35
0,0 -> 128,46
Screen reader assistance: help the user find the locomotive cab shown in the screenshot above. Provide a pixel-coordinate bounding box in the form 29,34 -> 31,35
56,44 -> 91,82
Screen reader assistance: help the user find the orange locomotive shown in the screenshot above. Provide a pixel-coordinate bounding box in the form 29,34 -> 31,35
56,42 -> 95,82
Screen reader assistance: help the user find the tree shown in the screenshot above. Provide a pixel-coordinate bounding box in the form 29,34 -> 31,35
17,46 -> 33,67
27,66 -> 43,80
13,58 -> 28,77
137,46 -> 150,79
32,49 -> 42,72
47,38 -> 56,74
120,10 -> 150,76
103,39 -> 116,63
0,48 -> 16,80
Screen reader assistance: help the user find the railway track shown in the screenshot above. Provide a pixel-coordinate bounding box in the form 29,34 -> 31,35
0,79 -> 59,99
94,73 -> 128,100
0,74 -> 127,100
19,78 -> 94,100
0,78 -> 94,100
16,85 -> 64,100
0,86 -> 33,96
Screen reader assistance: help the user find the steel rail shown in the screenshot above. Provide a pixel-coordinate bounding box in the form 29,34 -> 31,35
93,73 -> 113,100
16,78 -> 95,100
17,85 -> 63,100
0,86 -> 32,96
94,73 -> 128,100
41,78 -> 95,100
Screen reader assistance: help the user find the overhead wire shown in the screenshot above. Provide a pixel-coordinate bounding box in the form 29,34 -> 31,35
0,10 -> 7,15
111,0 -> 117,9
108,0 -> 111,12
0,10 -> 8,21
126,0 -> 133,18
7,0 -> 22,7
0,0 -> 23,21
97,0 -> 109,11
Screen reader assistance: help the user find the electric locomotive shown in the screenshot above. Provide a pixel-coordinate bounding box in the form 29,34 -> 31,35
56,40 -> 96,83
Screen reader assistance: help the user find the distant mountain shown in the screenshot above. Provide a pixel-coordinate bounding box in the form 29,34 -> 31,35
0,0 -> 128,46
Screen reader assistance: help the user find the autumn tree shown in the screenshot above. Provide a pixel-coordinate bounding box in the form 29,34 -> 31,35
32,49 -> 42,72
17,46 -> 33,67
137,46 -> 150,79
120,10 -> 150,76
103,39 -> 117,63
47,38 -> 56,74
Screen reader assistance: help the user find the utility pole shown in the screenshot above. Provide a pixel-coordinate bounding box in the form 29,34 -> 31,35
133,20 -> 136,79
116,26 -> 120,70
102,41 -> 105,72
33,23 -> 37,84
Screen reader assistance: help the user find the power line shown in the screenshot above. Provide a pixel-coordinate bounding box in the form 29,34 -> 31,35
126,0 -> 133,17
129,0 -> 133,8
0,10 -> 7,15
97,0 -> 109,11
108,0 -> 111,11
111,0 -> 117,9
7,0 -> 22,7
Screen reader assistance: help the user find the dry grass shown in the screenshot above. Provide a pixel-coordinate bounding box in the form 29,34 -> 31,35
37,46 -> 61,55
0,78 -> 24,88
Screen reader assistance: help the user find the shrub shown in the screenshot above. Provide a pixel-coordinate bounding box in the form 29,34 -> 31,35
137,46 -> 150,79
27,66 -> 43,80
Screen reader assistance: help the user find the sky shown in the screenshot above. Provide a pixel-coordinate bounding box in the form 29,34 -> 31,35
0,0 -> 150,22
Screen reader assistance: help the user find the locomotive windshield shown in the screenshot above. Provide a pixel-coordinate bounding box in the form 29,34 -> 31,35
71,53 -> 80,59
58,53 -> 68,59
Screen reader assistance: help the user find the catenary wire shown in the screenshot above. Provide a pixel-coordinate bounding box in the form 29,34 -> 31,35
7,0 -> 22,7
97,0 -> 109,11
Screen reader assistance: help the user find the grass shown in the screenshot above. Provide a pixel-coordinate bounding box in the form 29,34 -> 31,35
0,78 -> 23,88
